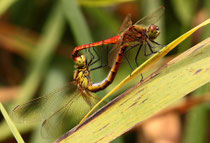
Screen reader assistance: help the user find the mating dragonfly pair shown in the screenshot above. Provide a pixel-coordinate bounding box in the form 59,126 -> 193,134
12,6 -> 165,138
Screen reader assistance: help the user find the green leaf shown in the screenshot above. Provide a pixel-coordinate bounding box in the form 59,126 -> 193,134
0,3 -> 65,141
171,0 -> 198,25
78,0 -> 135,7
16,3 -> 65,104
56,37 -> 210,143
61,0 -> 92,45
84,7 -> 120,35
183,103 -> 208,143
0,0 -> 17,16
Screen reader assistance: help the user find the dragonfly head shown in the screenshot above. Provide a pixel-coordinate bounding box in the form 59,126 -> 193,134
74,55 -> 87,68
147,24 -> 160,40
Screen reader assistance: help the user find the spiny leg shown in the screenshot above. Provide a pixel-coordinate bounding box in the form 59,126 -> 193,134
135,44 -> 142,67
124,44 -> 140,54
147,40 -> 158,54
90,40 -> 106,66
150,40 -> 165,47
89,46 -> 100,66
144,42 -> 154,56
124,43 -> 140,67
88,48 -> 94,66
90,64 -> 107,71
150,40 -> 165,53
90,44 -> 109,71
123,44 -> 140,75
124,53 -> 134,75
85,44 -> 93,63
144,43 -> 150,56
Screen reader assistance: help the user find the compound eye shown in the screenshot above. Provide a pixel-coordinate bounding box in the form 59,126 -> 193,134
156,27 -> 159,31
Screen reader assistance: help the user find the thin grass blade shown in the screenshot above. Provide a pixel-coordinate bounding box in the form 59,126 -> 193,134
0,103 -> 24,143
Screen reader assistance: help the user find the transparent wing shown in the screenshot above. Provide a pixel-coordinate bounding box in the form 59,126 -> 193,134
40,90 -> 104,138
40,89 -> 81,138
108,37 -> 123,67
118,14 -> 132,34
13,82 -> 106,138
94,15 -> 131,68
12,82 -> 77,123
134,6 -> 165,26
82,90 -> 105,108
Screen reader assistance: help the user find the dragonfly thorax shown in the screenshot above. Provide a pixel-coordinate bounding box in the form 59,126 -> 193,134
122,26 -> 148,44
73,55 -> 91,89
74,68 -> 91,89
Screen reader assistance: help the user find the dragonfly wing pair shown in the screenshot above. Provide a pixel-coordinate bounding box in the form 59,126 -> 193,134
12,82 -> 100,138
134,6 -> 165,26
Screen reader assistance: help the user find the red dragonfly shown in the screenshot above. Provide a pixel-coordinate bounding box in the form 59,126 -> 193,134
72,6 -> 165,92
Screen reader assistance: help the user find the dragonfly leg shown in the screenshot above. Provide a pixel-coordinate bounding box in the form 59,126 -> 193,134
144,43 -> 150,56
124,44 -> 140,54
90,64 -> 107,71
88,48 -> 94,65
124,54 -> 134,76
144,41 -> 155,56
135,44 -> 142,67
90,44 -> 109,71
123,44 -> 140,74
147,40 -> 158,54
89,47 -> 100,66
150,40 -> 165,53
150,40 -> 165,47
89,41 -> 109,68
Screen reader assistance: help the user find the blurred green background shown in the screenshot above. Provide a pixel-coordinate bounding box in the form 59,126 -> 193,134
0,0 -> 209,142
